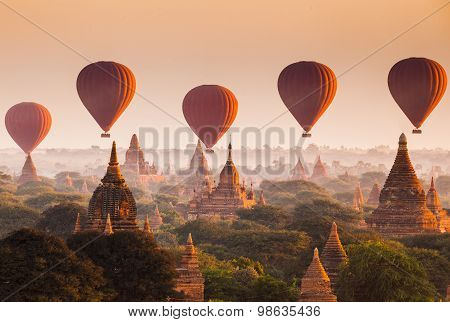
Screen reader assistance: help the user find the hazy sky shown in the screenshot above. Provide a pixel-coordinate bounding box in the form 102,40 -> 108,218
0,0 -> 449,150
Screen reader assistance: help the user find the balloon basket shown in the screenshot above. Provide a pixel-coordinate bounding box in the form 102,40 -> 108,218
205,149 -> 214,154
412,129 -> 422,134
101,133 -> 111,138
302,132 -> 311,138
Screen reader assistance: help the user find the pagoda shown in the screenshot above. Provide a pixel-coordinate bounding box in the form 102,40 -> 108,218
64,174 -> 73,187
352,183 -> 364,211
367,134 -> 437,236
184,140 -> 213,196
258,190 -> 266,205
298,248 -> 337,302
291,158 -> 307,180
150,205 -> 163,231
18,155 -> 40,185
81,180 -> 89,194
187,142 -> 256,219
85,141 -> 138,232
426,177 -> 449,232
122,134 -> 164,183
320,222 -> 348,288
366,182 -> 381,206
143,214 -> 155,240
310,156 -> 327,180
175,233 -> 205,301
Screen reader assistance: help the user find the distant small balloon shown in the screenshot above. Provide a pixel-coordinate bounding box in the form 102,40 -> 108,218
5,102 -> 52,154
278,61 -> 337,136
182,85 -> 238,149
76,61 -> 136,137
388,57 -> 447,133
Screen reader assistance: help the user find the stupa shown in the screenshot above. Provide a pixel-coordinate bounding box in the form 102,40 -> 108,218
64,174 -> 73,187
310,156 -> 327,180
81,180 -> 89,194
352,183 -> 364,211
85,141 -> 138,232
320,222 -> 348,288
298,248 -> 337,302
367,134 -> 437,236
175,233 -> 205,301
18,155 -> 40,184
366,182 -> 381,206
291,158 -> 307,180
143,214 -> 155,240
426,177 -> 449,232
150,205 -> 163,231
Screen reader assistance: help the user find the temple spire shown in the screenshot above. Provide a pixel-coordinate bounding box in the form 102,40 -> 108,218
110,141 -> 118,165
143,214 -> 154,240
103,214 -> 113,235
227,142 -> 232,161
299,248 -> 337,302
258,190 -> 266,205
73,213 -> 82,234
321,222 -> 348,288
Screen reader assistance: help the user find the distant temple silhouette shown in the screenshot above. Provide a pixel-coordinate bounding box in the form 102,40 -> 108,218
187,142 -> 256,219
18,154 -> 40,184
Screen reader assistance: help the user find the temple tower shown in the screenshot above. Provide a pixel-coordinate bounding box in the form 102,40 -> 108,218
367,182 -> 381,206
298,248 -> 337,302
291,158 -> 307,180
367,134 -> 437,236
18,154 -> 40,185
311,156 -> 327,180
321,222 -> 348,288
426,177 -> 449,232
352,183 -> 364,211
175,233 -> 205,301
258,190 -> 266,205
150,205 -> 163,231
85,141 -> 138,232
81,180 -> 89,194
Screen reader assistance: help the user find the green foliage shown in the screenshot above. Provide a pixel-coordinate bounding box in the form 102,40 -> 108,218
406,247 -> 449,299
24,192 -> 85,211
16,181 -> 54,196
360,171 -> 386,189
237,205 -> 291,229
176,219 -> 310,279
336,241 -> 436,301
289,199 -> 361,246
0,203 -> 41,238
0,229 -> 106,301
35,203 -> 87,239
321,178 -> 355,194
67,230 -> 177,301
333,191 -> 354,204
399,233 -> 450,261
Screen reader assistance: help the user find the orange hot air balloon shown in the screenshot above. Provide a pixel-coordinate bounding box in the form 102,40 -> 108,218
76,61 -> 136,137
388,57 -> 447,134
5,102 -> 52,154
278,61 -> 337,137
182,85 -> 238,150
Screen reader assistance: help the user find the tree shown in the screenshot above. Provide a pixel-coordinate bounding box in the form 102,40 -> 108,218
237,205 -> 291,229
247,275 -> 299,301
67,230 -> 177,301
15,181 -> 54,196
0,203 -> 41,238
0,229 -> 106,301
336,241 -> 436,301
399,233 -> 449,261
24,192 -> 85,211
35,203 -> 87,239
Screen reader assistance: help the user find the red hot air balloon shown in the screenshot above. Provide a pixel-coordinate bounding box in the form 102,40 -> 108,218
388,57 -> 447,134
182,85 -> 238,151
278,61 -> 337,137
5,102 -> 52,154
76,61 -> 136,137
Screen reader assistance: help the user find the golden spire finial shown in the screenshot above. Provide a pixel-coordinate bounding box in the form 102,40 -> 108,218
110,141 -> 118,165
103,213 -> 113,235
187,233 -> 193,245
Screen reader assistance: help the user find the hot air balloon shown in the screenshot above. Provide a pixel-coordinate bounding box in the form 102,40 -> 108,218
5,102 -> 52,154
77,61 -> 136,137
278,61 -> 337,137
182,85 -> 238,152
388,57 -> 447,134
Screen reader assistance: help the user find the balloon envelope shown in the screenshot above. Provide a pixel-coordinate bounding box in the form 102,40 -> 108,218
182,85 -> 238,149
5,102 -> 52,154
278,61 -> 337,133
388,57 -> 447,129
76,61 -> 136,133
